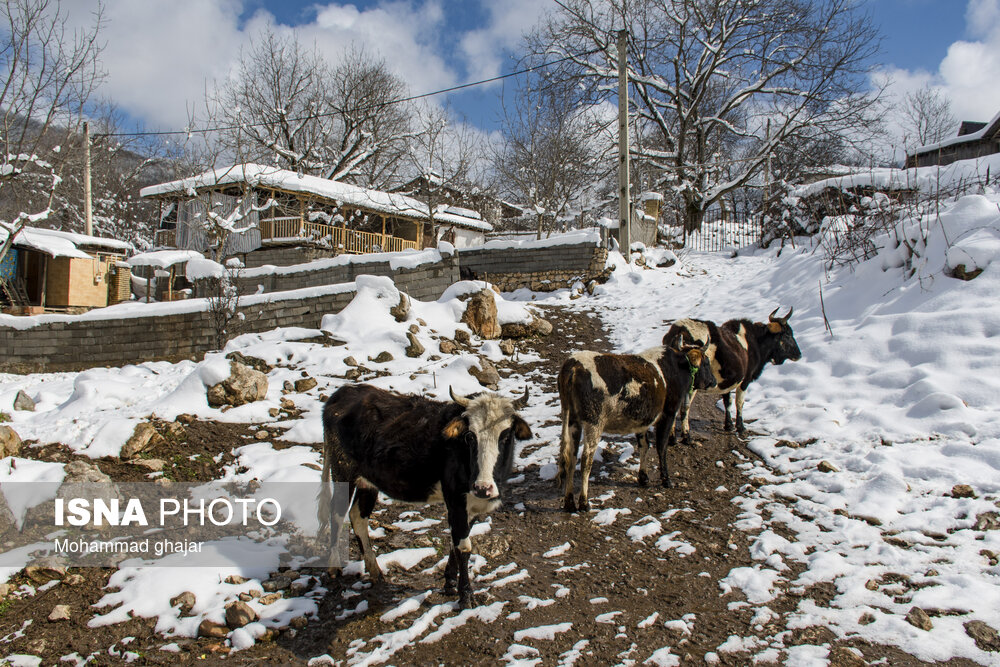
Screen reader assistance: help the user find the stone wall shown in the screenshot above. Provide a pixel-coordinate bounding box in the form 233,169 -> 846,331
237,244 -> 337,268
458,241 -> 609,292
226,249 -> 459,302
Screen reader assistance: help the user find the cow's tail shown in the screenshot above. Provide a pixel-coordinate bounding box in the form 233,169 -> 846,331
317,427 -> 334,542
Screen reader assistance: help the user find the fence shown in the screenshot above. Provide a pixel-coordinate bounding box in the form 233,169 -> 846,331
258,217 -> 418,254
678,211 -> 763,252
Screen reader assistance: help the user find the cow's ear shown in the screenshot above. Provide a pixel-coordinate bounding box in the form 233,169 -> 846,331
767,321 -> 782,333
512,416 -> 533,440
443,417 -> 467,439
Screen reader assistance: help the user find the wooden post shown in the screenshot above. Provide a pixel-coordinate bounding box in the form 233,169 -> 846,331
381,216 -> 387,249
168,266 -> 174,302
299,197 -> 306,236
417,220 -> 424,250
616,29 -> 631,253
40,255 -> 48,308
83,121 -> 93,237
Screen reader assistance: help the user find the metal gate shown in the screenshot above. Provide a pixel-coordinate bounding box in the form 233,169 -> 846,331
680,210 -> 762,252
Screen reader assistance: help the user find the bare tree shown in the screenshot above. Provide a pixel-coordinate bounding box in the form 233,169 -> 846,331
528,0 -> 883,233
494,77 -> 608,239
900,85 -> 956,149
0,0 -> 104,263
404,105 -> 484,245
201,29 -> 415,188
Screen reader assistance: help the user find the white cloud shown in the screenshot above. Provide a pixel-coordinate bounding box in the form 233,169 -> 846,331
458,0 -> 549,83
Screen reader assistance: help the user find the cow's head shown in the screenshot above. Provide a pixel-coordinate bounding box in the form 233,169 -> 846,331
444,387 -> 533,499
672,341 -> 717,391
765,307 -> 802,364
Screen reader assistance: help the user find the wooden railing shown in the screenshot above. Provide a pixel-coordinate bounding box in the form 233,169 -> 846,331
153,229 -> 176,248
258,217 -> 418,254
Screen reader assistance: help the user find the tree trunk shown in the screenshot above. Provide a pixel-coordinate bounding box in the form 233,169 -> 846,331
536,212 -> 544,241
683,201 -> 705,235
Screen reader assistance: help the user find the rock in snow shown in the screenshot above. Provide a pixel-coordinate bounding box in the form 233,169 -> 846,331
206,360 -> 268,407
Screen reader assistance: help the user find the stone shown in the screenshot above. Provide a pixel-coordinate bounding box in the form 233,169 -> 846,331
255,430 -> 269,440
345,368 -> 363,381
776,439 -> 801,448
417,318 -> 427,326
64,460 -> 111,484
259,592 -> 283,605
198,619 -> 230,638
207,361 -> 268,408
501,316 -> 553,339
905,606 -> 933,631
64,574 -> 85,586
48,605 -> 72,622
225,575 -> 248,585
499,339 -> 516,356
295,377 -> 318,393
121,422 -> 163,460
408,324 -> 420,334
817,460 -> 839,473
282,381 -> 294,393
160,422 -> 186,441
0,425 -> 22,458
439,339 -> 458,355
965,620 -> 1000,652
171,591 -> 197,616
290,615 -> 309,630
262,577 -> 292,592
13,390 -> 35,412
404,332 -> 425,358
226,351 -> 273,374
864,579 -> 879,591
460,289 -> 501,339
176,413 -> 196,425
951,264 -> 983,281
268,408 -> 280,418
343,356 -> 359,367
390,292 -> 411,322
280,397 -> 295,410
858,612 -> 876,626
372,351 -> 394,364
289,580 -> 312,597
225,601 -> 258,629
952,484 -> 976,498
828,646 -> 867,667
974,511 -> 1000,531
0,583 -> 8,597
26,638 -> 47,654
469,357 -> 501,389
133,458 -> 166,472
454,330 -> 471,346
25,563 -> 66,584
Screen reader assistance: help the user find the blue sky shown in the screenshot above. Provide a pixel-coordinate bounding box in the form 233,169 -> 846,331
66,0 -> 1000,140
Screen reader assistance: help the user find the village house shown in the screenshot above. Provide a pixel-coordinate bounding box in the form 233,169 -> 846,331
390,172 -> 524,229
0,227 -> 131,314
140,164 -> 492,267
905,108 -> 1000,168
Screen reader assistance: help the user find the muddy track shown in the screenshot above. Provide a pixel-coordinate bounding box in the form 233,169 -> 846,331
0,305 -> 972,666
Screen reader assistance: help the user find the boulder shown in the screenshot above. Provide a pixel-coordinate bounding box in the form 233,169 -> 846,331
905,606 -> 933,631
439,339 -> 458,355
207,361 -> 269,408
48,605 -> 71,622
453,330 -> 471,346
965,620 -> 1000,652
371,351 -> 394,364
225,601 -> 259,629
343,356 -> 359,367
225,351 -> 273,374
952,484 -> 976,498
13,390 -> 35,412
499,340 -> 516,356
460,289 -> 501,339
817,460 -> 839,473
501,316 -> 553,339
171,591 -> 197,616
390,292 -> 411,322
0,425 -> 22,458
198,619 -> 230,638
405,332 -> 425,358
121,423 -> 163,460
469,357 -> 501,389
828,646 -> 867,667
25,563 -> 66,584
64,460 -> 112,485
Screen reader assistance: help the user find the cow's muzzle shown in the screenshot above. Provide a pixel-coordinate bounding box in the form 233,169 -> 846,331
473,481 -> 499,499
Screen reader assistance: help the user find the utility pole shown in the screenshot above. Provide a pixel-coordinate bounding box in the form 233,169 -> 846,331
616,29 -> 631,253
83,121 -> 93,236
763,119 -> 771,213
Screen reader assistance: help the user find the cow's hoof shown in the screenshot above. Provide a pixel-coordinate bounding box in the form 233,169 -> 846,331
326,567 -> 342,579
660,478 -> 672,489
562,496 -> 577,513
723,422 -> 734,432
578,498 -> 590,512
736,427 -> 747,438
637,470 -> 649,486
458,592 -> 473,609
444,581 -> 458,596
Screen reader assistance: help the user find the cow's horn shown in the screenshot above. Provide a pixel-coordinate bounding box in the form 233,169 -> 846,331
782,306 -> 793,322
449,386 -> 471,407
768,306 -> 780,322
513,386 -> 530,410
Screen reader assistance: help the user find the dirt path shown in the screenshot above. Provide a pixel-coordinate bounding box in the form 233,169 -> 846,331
0,305 -> 976,666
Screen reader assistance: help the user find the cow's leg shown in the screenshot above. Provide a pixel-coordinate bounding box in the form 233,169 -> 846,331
722,393 -> 734,431
636,431 -> 652,486
655,403 -> 676,488
734,387 -> 747,436
349,487 -> 382,582
679,390 -> 697,444
444,494 -> 474,608
577,424 -> 602,512
557,410 -> 581,512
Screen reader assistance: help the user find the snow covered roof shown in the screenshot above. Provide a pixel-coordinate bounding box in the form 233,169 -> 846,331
0,227 -> 130,259
126,249 -> 204,269
140,164 -> 493,233
908,108 -> 1000,157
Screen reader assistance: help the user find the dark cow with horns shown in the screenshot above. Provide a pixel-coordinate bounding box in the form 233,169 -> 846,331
319,383 -> 531,608
662,307 -> 801,441
556,342 -> 716,512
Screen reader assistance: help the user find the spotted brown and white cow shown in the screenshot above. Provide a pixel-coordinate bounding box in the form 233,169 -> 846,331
319,383 -> 532,608
555,342 -> 716,512
662,307 -> 801,440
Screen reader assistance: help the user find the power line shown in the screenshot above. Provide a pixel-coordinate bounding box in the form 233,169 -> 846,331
94,48 -> 600,140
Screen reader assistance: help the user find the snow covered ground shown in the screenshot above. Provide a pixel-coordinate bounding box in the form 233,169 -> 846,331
2,183 -> 1000,664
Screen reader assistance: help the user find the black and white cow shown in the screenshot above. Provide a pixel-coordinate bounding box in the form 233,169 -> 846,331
662,307 -> 801,440
555,342 -> 716,512
319,383 -> 531,608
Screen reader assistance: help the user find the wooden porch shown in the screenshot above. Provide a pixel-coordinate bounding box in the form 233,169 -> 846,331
258,217 -> 421,254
